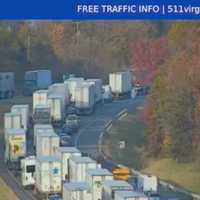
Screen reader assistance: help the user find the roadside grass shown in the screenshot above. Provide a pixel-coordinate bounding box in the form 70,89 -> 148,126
104,101 -> 200,194
0,178 -> 19,200
103,103 -> 147,170
143,158 -> 200,194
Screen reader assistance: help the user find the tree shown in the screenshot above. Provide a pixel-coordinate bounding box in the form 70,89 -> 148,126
131,36 -> 168,85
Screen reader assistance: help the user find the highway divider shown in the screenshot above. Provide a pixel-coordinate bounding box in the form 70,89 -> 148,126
98,109 -> 200,200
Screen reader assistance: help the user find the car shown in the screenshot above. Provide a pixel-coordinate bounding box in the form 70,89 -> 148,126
66,106 -> 77,115
60,134 -> 72,147
48,194 -> 62,200
61,125 -> 73,135
147,192 -> 160,200
65,114 -> 80,131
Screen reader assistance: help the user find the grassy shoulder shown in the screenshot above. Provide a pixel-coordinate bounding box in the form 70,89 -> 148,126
143,158 -> 200,194
103,102 -> 200,194
0,178 -> 19,200
103,111 -> 146,169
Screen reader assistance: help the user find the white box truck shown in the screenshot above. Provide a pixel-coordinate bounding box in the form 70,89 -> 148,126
57,147 -> 81,181
86,79 -> 102,103
102,180 -> 133,200
115,191 -> 149,200
137,174 -> 158,193
64,77 -> 84,102
63,182 -> 92,200
34,124 -> 54,146
33,90 -> 48,110
0,72 -> 15,99
35,156 -> 61,193
75,83 -> 95,115
11,105 -> 29,131
36,131 -> 59,157
86,168 -> 113,200
69,156 -> 100,182
5,128 -> 26,163
48,83 -> 70,106
4,112 -> 22,131
48,94 -> 65,123
109,71 -> 132,97
21,156 -> 36,188
24,70 -> 52,95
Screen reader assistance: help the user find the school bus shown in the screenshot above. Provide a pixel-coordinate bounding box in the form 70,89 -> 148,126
112,165 -> 132,181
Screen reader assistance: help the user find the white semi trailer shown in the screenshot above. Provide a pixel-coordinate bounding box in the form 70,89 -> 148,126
86,168 -> 113,200
74,83 -> 95,115
86,79 -> 103,103
11,104 -> 29,131
35,156 -> 62,193
109,71 -> 132,98
63,182 -> 92,200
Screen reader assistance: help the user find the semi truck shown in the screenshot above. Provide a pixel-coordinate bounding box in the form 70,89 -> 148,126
23,70 -> 52,96
109,71 -> 132,98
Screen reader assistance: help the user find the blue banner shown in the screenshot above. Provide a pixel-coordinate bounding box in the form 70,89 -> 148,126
1,0 -> 200,19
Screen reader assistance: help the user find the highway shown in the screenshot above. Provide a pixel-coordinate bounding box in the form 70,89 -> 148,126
74,97 -> 192,200
0,96 -> 193,200
74,97 -> 145,158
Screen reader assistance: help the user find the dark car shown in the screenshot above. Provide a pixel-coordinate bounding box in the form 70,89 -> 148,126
61,125 -> 73,135
60,134 -> 72,147
65,114 -> 80,131
48,194 -> 62,200
66,106 -> 77,115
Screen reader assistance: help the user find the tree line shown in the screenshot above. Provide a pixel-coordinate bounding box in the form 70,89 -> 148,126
0,21 -> 168,82
145,22 -> 200,163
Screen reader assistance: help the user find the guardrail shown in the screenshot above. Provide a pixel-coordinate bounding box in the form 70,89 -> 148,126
98,109 -> 200,200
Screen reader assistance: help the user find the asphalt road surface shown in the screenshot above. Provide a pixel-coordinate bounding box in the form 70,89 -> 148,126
74,97 -> 145,156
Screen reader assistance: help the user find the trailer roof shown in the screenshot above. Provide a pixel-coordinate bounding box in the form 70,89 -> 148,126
70,156 -> 96,164
37,156 -> 60,162
86,78 -> 102,82
11,104 -> 29,108
66,77 -> 84,81
26,70 -> 50,73
103,180 -> 132,188
37,131 -> 58,137
115,190 -> 147,198
34,124 -> 53,129
34,90 -> 48,93
4,112 -> 21,116
58,147 -> 81,153
47,93 -> 64,98
34,104 -> 50,109
63,182 -> 89,191
6,128 -> 26,135
87,168 -> 112,176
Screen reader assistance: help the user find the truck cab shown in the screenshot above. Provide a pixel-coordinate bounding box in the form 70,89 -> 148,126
21,156 -> 36,188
